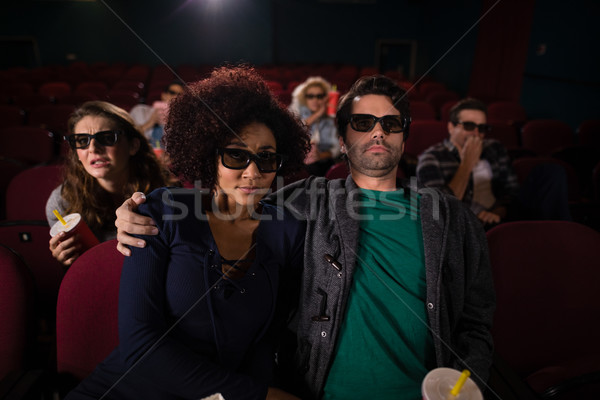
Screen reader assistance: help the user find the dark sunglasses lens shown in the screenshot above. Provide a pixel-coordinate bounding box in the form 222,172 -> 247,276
222,149 -> 250,169
462,122 -> 477,131
479,124 -> 491,133
351,115 -> 375,132
381,116 -> 404,133
69,134 -> 90,149
221,149 -> 281,172
306,93 -> 325,100
95,131 -> 117,146
69,133 -> 92,149
68,132 -> 117,149
255,153 -> 280,172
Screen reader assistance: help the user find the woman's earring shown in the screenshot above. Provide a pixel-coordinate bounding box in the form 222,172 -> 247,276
340,145 -> 346,153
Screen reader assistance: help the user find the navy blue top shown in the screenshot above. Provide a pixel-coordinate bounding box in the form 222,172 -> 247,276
68,187 -> 305,400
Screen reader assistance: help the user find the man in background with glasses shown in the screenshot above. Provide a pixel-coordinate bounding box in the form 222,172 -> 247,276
416,98 -> 519,228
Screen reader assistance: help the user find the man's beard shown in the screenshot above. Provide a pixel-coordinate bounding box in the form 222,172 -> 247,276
345,138 -> 403,177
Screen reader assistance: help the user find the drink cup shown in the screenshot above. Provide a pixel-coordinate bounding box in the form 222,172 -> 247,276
422,368 -> 483,400
327,90 -> 340,117
153,147 -> 164,160
50,213 -> 99,253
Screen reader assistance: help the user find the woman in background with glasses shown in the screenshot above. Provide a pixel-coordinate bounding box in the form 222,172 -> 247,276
289,76 -> 339,176
45,101 -> 169,266
66,66 -> 310,400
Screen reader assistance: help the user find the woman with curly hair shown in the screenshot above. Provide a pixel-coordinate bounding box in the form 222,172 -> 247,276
289,76 -> 339,176
45,101 -> 169,266
66,66 -> 310,400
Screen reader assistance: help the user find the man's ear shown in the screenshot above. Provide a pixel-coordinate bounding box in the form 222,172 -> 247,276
338,136 -> 346,153
447,121 -> 454,135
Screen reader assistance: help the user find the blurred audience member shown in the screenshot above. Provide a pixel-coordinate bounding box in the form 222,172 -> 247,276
417,98 -> 570,229
130,81 -> 184,147
289,76 -> 339,176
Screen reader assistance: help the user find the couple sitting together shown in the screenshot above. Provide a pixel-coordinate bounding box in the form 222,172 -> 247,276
62,66 -> 494,400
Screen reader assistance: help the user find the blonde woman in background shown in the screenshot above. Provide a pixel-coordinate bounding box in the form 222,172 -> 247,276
289,76 -> 339,176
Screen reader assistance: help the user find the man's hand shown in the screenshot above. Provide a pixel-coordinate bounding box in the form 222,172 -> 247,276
477,210 -> 501,225
458,136 -> 483,172
49,231 -> 81,267
115,192 -> 158,256
448,135 -> 484,200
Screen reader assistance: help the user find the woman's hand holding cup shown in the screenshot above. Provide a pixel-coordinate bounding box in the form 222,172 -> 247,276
49,231 -> 82,267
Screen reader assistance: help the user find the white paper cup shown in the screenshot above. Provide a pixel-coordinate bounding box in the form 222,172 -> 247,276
50,212 -> 99,252
422,368 -> 483,400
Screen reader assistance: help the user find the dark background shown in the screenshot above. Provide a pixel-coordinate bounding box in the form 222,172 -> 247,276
0,0 -> 598,128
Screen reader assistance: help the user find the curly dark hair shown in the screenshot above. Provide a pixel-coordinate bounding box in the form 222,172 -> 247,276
163,65 -> 311,189
336,75 -> 411,141
62,101 -> 169,233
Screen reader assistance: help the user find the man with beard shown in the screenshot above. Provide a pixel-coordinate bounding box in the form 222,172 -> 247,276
114,76 -> 495,400
271,76 -> 495,399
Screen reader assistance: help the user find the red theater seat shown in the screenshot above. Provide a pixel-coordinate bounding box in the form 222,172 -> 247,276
487,221 -> 600,398
409,101 -> 436,121
403,120 -> 448,158
577,119 -> 600,148
0,105 -> 25,128
0,245 -> 34,381
56,239 -> 123,381
5,165 -> 63,221
487,101 -> 527,126
521,119 -> 574,156
0,126 -> 56,165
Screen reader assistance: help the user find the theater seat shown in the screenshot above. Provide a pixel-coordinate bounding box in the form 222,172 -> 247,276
325,162 -> 350,179
74,82 -> 109,98
38,81 -> 71,100
0,223 -> 65,322
5,165 -> 63,221
409,101 -> 436,121
0,105 -> 25,128
56,239 -> 123,381
0,126 -> 56,166
418,81 -> 446,98
487,221 -> 600,399
577,119 -> 600,148
487,101 -> 527,127
521,119 -> 574,156
28,104 -> 75,134
0,245 -> 34,381
403,120 -> 448,158
425,91 -> 459,118
512,157 -> 580,202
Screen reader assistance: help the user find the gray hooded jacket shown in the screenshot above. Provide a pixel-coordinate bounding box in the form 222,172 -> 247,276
268,175 -> 495,399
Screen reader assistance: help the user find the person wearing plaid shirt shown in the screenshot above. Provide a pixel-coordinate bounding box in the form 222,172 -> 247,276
417,98 -> 519,228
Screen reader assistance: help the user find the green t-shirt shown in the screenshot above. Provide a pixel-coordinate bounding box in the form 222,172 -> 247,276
323,189 -> 435,400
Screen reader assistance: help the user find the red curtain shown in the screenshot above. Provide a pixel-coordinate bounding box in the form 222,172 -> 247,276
468,0 -> 536,103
